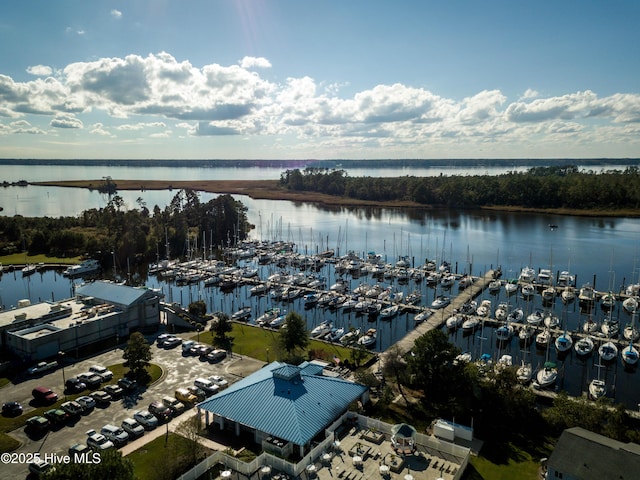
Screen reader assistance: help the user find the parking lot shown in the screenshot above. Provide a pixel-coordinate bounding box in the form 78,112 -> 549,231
1,332 -> 264,479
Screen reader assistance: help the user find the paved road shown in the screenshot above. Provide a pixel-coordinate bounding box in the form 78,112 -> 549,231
0,331 -> 264,479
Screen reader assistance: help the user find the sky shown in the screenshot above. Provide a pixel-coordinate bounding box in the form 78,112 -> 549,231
1,0 -> 639,160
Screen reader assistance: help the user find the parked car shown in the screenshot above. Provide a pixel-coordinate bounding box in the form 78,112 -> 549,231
68,443 -> 90,459
44,408 -> 68,426
175,387 -> 198,405
100,424 -> 129,447
161,396 -> 186,416
133,410 -> 158,430
60,400 -> 83,417
89,365 -> 113,382
77,372 -> 102,388
206,349 -> 227,363
187,386 -> 207,402
32,386 -> 58,404
194,377 -> 219,395
182,339 -> 196,353
28,457 -> 54,476
2,401 -> 23,416
163,336 -> 182,348
65,377 -> 87,394
27,360 -> 58,376
148,401 -> 172,422
76,395 -> 96,411
86,429 -> 114,451
90,390 -> 112,406
208,375 -> 229,389
25,415 -> 50,434
104,384 -> 124,398
121,417 -> 145,439
156,333 -> 172,345
117,377 -> 137,392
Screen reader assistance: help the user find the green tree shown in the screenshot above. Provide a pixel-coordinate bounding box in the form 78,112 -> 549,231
122,332 -> 152,384
44,449 -> 134,480
279,311 -> 309,357
210,312 -> 233,351
188,300 -> 207,317
381,346 -> 410,405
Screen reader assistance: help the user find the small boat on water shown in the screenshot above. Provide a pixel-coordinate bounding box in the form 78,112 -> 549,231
579,284 -> 596,305
535,328 -> 551,348
600,291 -> 617,310
340,328 -> 361,346
555,330 -> 573,353
310,320 -> 333,338
517,361 -> 533,384
231,306 -> 252,321
574,336 -> 595,356
521,283 -> 535,299
446,313 -> 463,330
623,296 -> 639,314
588,378 -> 607,400
508,307 -> 524,323
476,299 -> 492,317
622,342 -> 639,365
527,310 -> 544,326
535,361 -> 558,389
518,325 -> 534,344
488,279 -> 502,293
63,258 -> 101,277
544,313 -> 560,329
21,264 -> 37,276
357,328 -> 377,348
380,304 -> 399,319
494,303 -> 508,321
462,316 -> 479,332
414,308 -> 433,324
256,307 -> 281,327
431,295 -> 450,309
561,286 -> 576,304
598,341 -> 618,362
504,280 -> 518,295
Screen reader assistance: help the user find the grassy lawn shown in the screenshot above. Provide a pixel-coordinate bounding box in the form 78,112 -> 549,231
0,362 -> 162,453
196,322 -> 373,365
0,252 -> 81,265
127,432 -> 216,480
465,452 -> 541,480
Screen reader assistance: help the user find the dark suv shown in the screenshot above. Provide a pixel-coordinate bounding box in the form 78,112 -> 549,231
148,401 -> 171,422
65,377 -> 87,394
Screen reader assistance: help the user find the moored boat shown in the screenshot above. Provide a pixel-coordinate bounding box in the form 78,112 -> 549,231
357,328 -> 377,348
535,361 -> 558,389
574,335 -> 595,356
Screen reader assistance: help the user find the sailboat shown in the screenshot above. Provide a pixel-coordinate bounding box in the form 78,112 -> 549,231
622,341 -> 639,366
535,361 -> 558,389
574,335 -> 595,357
555,329 -> 573,353
588,364 -> 607,400
598,340 -> 618,362
623,312 -> 640,342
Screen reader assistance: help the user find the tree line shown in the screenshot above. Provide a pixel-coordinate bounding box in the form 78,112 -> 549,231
0,189 -> 250,268
279,165 -> 640,210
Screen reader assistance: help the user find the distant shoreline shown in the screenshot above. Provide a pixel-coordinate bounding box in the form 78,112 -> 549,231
31,179 -> 639,218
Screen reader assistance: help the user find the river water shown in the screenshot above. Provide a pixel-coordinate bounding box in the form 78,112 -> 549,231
1,163 -> 640,408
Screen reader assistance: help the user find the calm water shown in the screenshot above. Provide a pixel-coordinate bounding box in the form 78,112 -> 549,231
1,164 -> 640,408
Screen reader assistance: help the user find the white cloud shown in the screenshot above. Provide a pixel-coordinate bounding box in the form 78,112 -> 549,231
111,9 -> 122,19
239,56 -> 272,69
50,114 -> 83,129
26,65 -> 53,77
0,52 -> 639,155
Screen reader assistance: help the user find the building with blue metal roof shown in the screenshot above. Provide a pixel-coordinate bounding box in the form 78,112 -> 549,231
197,360 -> 369,457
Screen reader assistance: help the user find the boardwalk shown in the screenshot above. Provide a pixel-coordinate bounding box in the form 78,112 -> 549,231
389,270 -> 496,356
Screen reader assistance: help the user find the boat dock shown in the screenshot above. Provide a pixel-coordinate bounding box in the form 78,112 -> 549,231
390,269 -> 498,356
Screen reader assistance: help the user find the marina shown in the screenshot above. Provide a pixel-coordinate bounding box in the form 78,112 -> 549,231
2,237 -> 640,411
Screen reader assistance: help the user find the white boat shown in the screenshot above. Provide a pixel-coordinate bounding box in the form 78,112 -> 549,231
231,306 -> 252,321
250,282 -> 270,295
623,296 -> 639,314
508,307 -> 524,323
588,378 -> 607,400
600,291 -> 616,310
380,304 -> 399,319
495,323 -> 514,342
269,314 -> 287,328
555,331 -> 573,353
582,318 -> 599,334
574,336 -> 595,356
519,266 -> 536,283
535,328 -> 551,348
445,314 -> 463,330
561,286 -> 576,304
460,300 -> 477,315
310,321 -> 333,338
544,314 -> 560,329
535,361 -> 558,389
414,308 -> 433,324
488,279 -> 502,293
527,310 -> 544,326
303,292 -> 321,307
476,299 -> 492,317
462,316 -> 479,332
63,259 -> 101,277
494,303 -> 508,321
21,264 -> 37,276
557,270 -> 575,287
326,327 -> 345,343
537,269 -> 552,285
623,322 -> 640,342
256,307 -> 281,327
357,328 -> 377,348
340,328 -> 361,346
518,325 -> 534,343
579,284 -> 596,304
431,295 -> 450,309
601,317 -> 619,338
598,341 -> 618,362
504,280 -> 518,295
622,342 -> 640,365
340,296 -> 359,311
517,361 -> 533,384
458,275 -> 475,290
329,279 -> 348,292
521,283 -> 535,298
440,274 -> 456,288
541,286 -> 556,302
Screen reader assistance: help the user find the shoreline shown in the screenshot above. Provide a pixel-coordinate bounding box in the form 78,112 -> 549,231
31,179 -> 640,218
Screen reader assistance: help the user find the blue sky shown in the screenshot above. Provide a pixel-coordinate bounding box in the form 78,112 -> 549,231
1,0 -> 639,160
